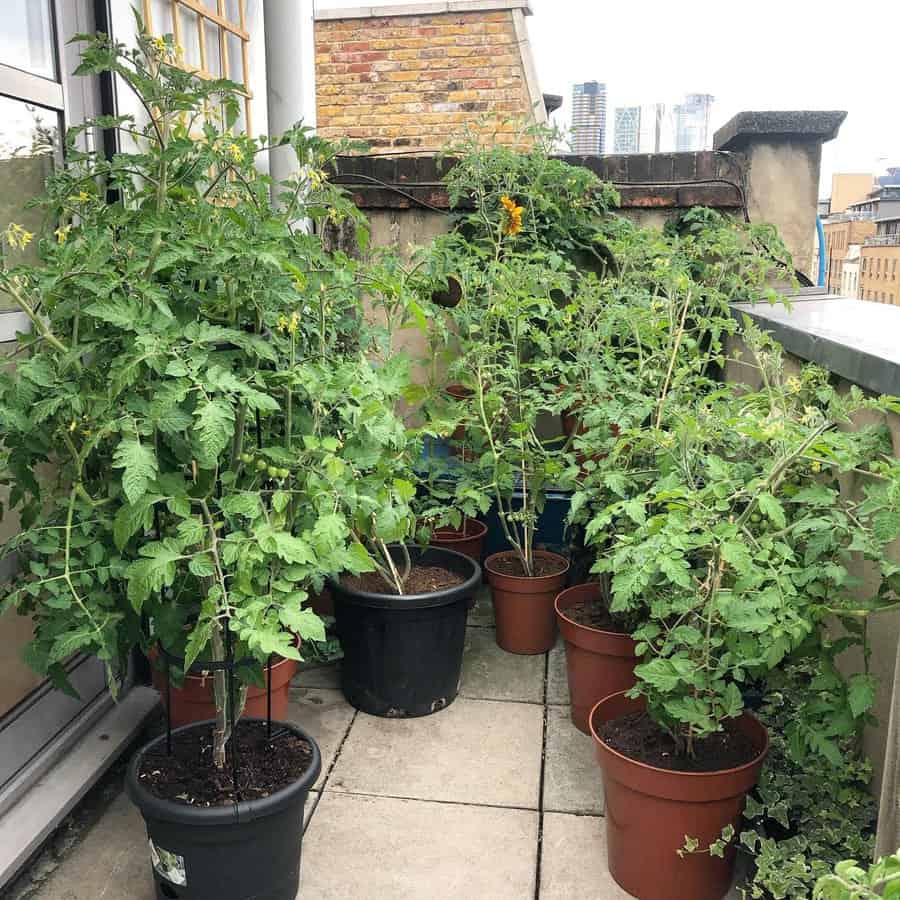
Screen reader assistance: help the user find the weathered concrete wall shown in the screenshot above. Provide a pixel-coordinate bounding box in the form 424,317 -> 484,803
726,333 -> 900,856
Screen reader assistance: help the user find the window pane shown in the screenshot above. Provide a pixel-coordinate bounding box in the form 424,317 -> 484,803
0,0 -> 56,79
0,97 -> 61,311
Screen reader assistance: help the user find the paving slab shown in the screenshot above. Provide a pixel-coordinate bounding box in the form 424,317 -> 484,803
293,662 -> 341,690
540,812 -> 633,899
26,792 -> 154,900
547,639 -> 570,705
543,705 -> 604,815
327,697 -> 543,808
467,584 -> 495,627
459,626 -> 544,703
285,687 -> 355,779
299,792 -> 538,899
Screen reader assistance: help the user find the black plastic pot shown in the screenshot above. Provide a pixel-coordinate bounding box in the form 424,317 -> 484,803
127,719 -> 321,900
330,545 -> 481,717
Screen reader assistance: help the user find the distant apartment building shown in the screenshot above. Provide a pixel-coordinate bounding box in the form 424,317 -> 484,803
828,173 -> 875,215
823,218 -> 875,294
613,106 -> 640,153
846,184 -> 900,221
840,244 -> 861,298
571,81 -> 607,154
674,93 -> 714,151
860,216 -> 900,305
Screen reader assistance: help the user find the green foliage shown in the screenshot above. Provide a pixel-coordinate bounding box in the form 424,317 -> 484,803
813,850 -> 900,899
586,327 -> 899,753
0,22 -> 409,764
736,660 -> 878,899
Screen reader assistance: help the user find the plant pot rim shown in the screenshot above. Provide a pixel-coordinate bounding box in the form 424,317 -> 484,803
484,549 -> 570,584
126,718 -> 321,827
589,691 -> 769,781
148,644 -> 297,680
329,545 -> 481,609
554,582 -> 632,640
432,519 -> 488,540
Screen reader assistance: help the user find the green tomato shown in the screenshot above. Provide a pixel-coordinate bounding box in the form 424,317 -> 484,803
240,452 -> 253,465
278,468 -> 290,479
267,465 -> 279,478
750,512 -> 762,524
256,458 -> 268,472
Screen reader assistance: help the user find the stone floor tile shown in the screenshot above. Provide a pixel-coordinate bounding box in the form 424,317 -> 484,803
299,792 -> 537,899
540,812 -> 633,899
467,584 -> 495,628
28,793 -> 154,900
285,687 -> 355,779
327,697 -> 542,808
543,706 -> 604,815
293,662 -> 340,690
547,639 -> 570,705
460,627 -> 544,703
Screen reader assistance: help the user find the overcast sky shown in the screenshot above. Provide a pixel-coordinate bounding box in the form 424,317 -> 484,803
316,0 -> 898,196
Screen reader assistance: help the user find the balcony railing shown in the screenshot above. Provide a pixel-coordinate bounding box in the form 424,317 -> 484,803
864,234 -> 900,247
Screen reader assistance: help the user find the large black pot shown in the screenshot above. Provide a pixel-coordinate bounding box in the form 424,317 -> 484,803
330,545 -> 480,717
127,719 -> 321,900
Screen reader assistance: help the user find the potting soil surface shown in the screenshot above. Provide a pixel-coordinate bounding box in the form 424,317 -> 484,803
562,599 -> 624,632
487,555 -> 566,578
137,721 -> 314,806
597,711 -> 758,772
342,564 -> 464,595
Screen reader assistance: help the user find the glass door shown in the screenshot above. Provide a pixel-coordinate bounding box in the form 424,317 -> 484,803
0,0 -> 108,805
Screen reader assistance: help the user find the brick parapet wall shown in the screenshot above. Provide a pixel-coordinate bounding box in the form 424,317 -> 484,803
315,8 -> 540,151
331,150 -> 747,211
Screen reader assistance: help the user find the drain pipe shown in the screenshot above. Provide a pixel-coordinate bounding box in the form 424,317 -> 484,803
816,215 -> 826,287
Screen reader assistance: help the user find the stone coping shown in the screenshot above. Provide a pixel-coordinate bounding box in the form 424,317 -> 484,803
732,293 -> 900,397
315,0 -> 532,21
714,110 -> 846,151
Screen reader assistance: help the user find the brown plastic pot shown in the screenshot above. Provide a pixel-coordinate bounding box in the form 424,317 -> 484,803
150,651 -> 299,729
554,583 -> 637,734
590,691 -> 769,900
429,518 -> 488,563
446,383 -> 473,444
484,550 -> 569,654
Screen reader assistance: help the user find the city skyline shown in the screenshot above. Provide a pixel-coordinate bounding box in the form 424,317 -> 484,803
570,81 -> 607,155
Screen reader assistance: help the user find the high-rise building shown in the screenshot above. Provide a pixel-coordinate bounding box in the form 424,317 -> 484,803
614,106 -> 640,153
571,81 -> 607,154
674,93 -> 714,151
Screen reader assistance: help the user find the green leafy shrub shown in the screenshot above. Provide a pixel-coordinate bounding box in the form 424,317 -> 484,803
813,850 -> 900,899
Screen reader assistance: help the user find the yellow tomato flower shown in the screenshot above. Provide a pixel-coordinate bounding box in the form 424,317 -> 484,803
55,225 -> 71,244
500,194 -> 524,236
5,223 -> 34,250
228,143 -> 244,162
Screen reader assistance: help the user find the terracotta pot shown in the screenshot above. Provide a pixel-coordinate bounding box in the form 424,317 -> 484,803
554,583 -> 637,734
150,652 -> 299,729
446,383 -> 473,444
590,691 -> 769,900
484,550 -> 569,654
429,518 -> 488,563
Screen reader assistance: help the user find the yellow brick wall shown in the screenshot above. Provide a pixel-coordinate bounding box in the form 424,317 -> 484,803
860,245 -> 900,306
315,10 -> 539,152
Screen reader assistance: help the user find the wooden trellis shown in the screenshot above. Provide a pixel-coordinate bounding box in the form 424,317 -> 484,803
142,0 -> 253,134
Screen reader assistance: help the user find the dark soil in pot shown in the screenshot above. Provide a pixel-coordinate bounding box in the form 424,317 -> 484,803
330,545 -> 480,717
128,718 -> 321,900
485,550 -> 569,655
598,711 -> 758,773
341,564 -> 464,595
554,583 -> 637,733
137,721 -> 314,805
